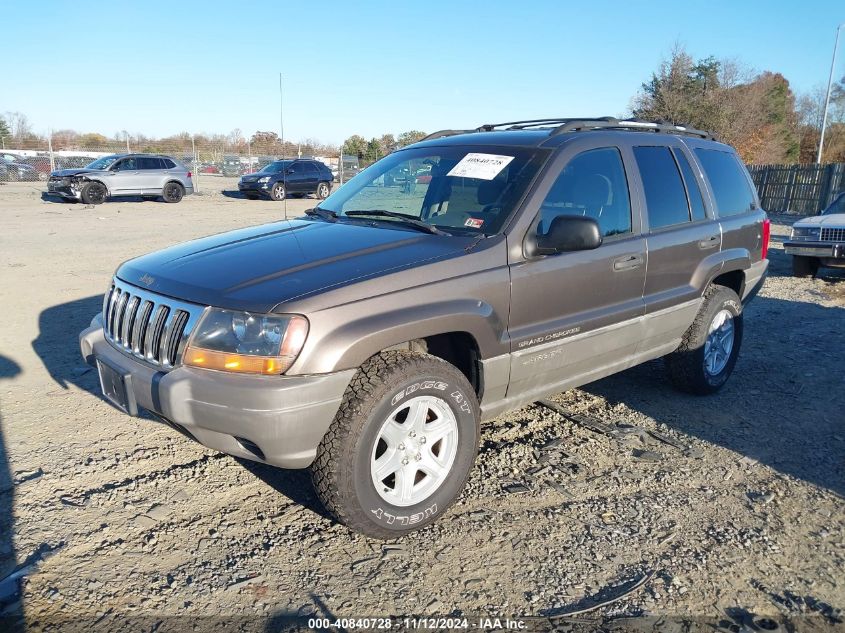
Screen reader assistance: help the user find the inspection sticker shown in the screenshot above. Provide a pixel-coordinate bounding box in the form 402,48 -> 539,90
464,217 -> 484,229
447,153 -> 514,180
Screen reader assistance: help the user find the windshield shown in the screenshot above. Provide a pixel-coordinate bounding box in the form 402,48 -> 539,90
85,156 -> 120,170
318,145 -> 549,235
823,193 -> 845,215
260,160 -> 291,173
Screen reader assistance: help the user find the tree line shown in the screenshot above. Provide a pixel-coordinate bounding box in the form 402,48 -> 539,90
631,45 -> 845,164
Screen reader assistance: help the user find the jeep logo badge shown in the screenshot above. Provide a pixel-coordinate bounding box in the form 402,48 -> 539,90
139,273 -> 155,287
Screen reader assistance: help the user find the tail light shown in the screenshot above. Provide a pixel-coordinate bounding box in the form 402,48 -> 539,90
761,218 -> 771,260
187,171 -> 192,179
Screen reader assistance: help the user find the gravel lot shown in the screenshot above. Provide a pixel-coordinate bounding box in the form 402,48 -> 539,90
0,178 -> 843,632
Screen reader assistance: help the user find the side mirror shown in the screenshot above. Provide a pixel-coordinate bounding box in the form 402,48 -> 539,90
534,215 -> 602,255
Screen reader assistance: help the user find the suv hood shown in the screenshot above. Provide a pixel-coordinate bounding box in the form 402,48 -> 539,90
51,168 -> 101,177
116,219 -> 477,313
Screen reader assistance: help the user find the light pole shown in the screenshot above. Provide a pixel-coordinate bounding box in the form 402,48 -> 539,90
279,73 -> 285,159
818,22 -> 845,164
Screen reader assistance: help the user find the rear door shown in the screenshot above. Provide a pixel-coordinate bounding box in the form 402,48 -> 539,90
633,142 -> 721,350
302,161 -> 320,193
692,147 -> 761,260
507,140 -> 647,400
136,157 -> 166,193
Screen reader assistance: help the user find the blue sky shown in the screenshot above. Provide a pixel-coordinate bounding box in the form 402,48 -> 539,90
4,0 -> 844,144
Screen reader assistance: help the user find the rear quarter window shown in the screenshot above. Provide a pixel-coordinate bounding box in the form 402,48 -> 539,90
694,149 -> 755,217
162,158 -> 176,169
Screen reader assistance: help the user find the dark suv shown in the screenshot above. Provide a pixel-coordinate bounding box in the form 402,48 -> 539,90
237,158 -> 333,200
80,118 -> 769,538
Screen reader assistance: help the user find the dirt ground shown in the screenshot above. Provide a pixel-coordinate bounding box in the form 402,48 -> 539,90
0,178 -> 843,632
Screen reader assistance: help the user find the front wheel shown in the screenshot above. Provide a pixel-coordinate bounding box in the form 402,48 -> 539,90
317,182 -> 330,199
271,182 -> 286,201
80,181 -> 107,205
162,182 -> 184,203
792,255 -> 819,278
311,351 -> 479,539
665,285 -> 743,395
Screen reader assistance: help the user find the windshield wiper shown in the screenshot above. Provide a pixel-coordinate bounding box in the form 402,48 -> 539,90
345,210 -> 449,235
304,207 -> 338,222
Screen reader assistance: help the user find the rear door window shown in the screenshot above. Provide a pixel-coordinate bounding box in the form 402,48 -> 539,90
138,157 -> 164,170
694,149 -> 755,217
539,147 -> 632,237
633,146 -> 690,229
673,149 -> 707,221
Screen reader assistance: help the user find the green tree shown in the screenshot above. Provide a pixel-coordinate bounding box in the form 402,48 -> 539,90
342,134 -> 368,158
0,116 -> 10,145
397,130 -> 427,147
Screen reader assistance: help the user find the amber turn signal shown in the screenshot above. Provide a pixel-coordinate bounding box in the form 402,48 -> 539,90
183,348 -> 291,375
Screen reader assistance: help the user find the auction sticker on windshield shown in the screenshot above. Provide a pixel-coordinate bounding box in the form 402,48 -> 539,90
447,153 -> 514,180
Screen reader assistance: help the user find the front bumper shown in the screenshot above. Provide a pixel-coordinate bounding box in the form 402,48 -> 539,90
238,181 -> 271,196
79,316 -> 355,469
46,181 -> 81,200
783,240 -> 845,260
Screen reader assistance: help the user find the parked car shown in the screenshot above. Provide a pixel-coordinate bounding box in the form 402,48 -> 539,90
80,118 -> 768,538
237,159 -> 333,200
784,191 -> 845,277
0,153 -> 40,181
47,154 -> 194,204
221,155 -> 244,177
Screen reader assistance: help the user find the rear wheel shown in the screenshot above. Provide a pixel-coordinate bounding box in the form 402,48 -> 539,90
80,181 -> 107,205
271,182 -> 286,201
792,255 -> 819,278
317,182 -> 330,199
665,285 -> 743,395
311,351 -> 479,539
162,182 -> 184,203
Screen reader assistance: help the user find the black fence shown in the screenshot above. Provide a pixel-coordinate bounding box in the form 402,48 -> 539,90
747,163 -> 845,215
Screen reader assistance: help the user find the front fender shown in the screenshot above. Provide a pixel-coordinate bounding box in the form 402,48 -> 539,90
289,297 -> 507,375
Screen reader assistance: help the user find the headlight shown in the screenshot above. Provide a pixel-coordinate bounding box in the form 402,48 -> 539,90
258,176 -> 270,183
183,308 -> 308,375
791,226 -> 820,240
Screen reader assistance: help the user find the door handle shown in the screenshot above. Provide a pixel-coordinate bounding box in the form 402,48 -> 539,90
613,254 -> 643,271
698,235 -> 720,249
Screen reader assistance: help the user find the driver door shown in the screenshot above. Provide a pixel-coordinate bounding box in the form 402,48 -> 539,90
105,157 -> 141,194
506,143 -> 647,401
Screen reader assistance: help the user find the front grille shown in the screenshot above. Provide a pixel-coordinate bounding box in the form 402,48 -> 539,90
102,279 -> 205,369
820,227 -> 845,242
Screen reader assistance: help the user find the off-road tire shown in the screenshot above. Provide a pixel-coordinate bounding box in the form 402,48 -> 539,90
311,351 -> 480,539
271,182 -> 286,201
80,181 -> 107,205
162,182 -> 184,203
317,182 -> 330,199
665,284 -> 743,395
792,255 -> 819,278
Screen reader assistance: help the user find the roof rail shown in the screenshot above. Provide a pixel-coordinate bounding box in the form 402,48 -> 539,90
420,118 -> 716,143
419,129 -> 474,142
549,117 -> 715,140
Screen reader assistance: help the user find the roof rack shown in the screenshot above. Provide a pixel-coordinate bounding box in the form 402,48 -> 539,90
419,118 -> 715,143
418,129 -> 475,142
547,117 -> 715,140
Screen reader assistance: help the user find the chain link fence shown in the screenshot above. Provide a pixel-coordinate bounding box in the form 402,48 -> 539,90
0,134 -> 346,187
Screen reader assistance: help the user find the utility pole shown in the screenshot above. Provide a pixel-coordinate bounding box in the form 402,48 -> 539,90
818,23 -> 845,164
279,73 -> 285,159
192,134 -> 199,194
